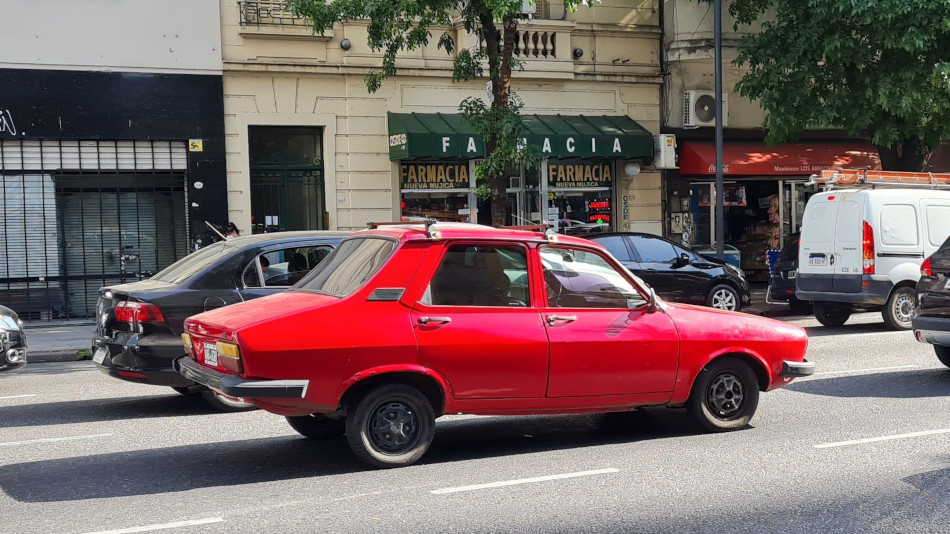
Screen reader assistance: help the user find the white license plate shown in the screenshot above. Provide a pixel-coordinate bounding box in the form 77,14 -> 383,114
788,270 -> 797,279
944,278 -> 950,290
808,257 -> 828,266
204,344 -> 218,366
92,347 -> 108,364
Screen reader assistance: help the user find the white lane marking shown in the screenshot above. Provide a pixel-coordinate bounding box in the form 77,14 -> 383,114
0,433 -> 112,447
0,394 -> 37,400
811,365 -> 919,376
431,468 -> 619,495
815,429 -> 950,449
82,518 -> 223,534
821,331 -> 911,339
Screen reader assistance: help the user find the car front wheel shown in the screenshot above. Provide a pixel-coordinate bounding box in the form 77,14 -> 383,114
686,357 -> 760,432
934,345 -> 950,368
707,284 -> 740,311
201,390 -> 257,412
346,384 -> 435,468
287,414 -> 346,439
882,287 -> 915,330
813,302 -> 851,327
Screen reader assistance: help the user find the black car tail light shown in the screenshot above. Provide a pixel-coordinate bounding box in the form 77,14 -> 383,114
113,301 -> 166,324
921,257 -> 933,277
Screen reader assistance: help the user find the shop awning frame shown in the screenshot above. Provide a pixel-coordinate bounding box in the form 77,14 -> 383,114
678,141 -> 882,176
388,112 -> 654,161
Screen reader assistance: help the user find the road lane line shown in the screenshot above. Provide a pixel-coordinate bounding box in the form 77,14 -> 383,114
0,394 -> 37,400
82,518 -> 223,534
811,365 -> 919,376
0,433 -> 112,447
815,429 -> 950,449
431,468 -> 619,494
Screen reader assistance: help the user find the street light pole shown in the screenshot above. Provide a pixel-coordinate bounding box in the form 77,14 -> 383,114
714,0 -> 725,260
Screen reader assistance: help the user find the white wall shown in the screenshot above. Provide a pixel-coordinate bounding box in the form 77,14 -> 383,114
0,0 -> 222,73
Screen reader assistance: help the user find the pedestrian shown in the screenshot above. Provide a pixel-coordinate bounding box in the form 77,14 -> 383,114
225,222 -> 240,240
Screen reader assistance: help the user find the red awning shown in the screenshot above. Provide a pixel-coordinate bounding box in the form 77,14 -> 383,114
678,141 -> 882,176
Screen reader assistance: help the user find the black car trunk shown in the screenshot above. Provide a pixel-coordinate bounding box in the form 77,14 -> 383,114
919,246 -> 950,318
97,280 -> 177,338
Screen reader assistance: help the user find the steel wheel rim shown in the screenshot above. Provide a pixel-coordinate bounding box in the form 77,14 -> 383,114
894,294 -> 915,325
712,289 -> 737,310
705,372 -> 745,419
368,400 -> 419,454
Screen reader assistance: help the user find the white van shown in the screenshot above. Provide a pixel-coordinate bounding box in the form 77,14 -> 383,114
796,187 -> 950,329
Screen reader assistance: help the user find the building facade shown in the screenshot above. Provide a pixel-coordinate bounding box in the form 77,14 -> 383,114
0,0 -> 226,318
221,0 -> 664,235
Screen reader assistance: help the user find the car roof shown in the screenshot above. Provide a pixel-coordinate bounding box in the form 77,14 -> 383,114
224,230 -> 351,248
353,223 -> 605,248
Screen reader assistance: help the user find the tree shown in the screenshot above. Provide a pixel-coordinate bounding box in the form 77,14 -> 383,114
723,0 -> 950,170
286,0 -> 595,225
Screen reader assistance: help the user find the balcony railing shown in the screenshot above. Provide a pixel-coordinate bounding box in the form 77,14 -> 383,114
513,28 -> 557,59
238,1 -> 307,26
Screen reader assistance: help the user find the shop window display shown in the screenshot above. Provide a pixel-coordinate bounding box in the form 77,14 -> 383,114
401,193 -> 471,223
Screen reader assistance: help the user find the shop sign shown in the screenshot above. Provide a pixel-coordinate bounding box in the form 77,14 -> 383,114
548,160 -> 612,189
0,109 -> 17,136
400,162 -> 470,190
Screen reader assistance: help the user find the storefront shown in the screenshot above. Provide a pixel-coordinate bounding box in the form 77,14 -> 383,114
387,113 -> 653,233
674,141 -> 880,279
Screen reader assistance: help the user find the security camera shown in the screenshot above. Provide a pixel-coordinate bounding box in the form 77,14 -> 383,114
572,48 -> 583,59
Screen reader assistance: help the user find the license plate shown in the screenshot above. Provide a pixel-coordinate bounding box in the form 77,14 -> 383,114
808,255 -> 828,266
204,344 -> 218,366
944,278 -> 950,290
788,269 -> 797,279
92,347 -> 108,364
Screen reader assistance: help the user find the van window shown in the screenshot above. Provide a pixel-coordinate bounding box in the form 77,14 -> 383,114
926,206 -> 950,246
880,205 -> 919,246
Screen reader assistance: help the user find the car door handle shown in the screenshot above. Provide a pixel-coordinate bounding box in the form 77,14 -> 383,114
418,316 -> 452,325
546,315 -> 577,325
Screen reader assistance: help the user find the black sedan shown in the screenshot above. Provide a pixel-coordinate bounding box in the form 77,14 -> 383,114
767,233 -> 812,314
0,305 -> 27,372
913,234 -> 950,368
91,231 -> 348,411
587,232 -> 751,311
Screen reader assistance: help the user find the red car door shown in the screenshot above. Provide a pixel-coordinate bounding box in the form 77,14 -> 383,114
538,244 -> 680,397
411,242 -> 549,399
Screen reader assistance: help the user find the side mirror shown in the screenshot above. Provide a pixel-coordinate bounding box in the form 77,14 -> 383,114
673,253 -> 691,268
646,287 -> 659,313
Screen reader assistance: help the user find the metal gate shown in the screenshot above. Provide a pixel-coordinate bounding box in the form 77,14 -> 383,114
250,168 -> 326,233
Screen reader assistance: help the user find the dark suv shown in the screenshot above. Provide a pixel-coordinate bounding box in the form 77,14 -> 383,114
767,233 -> 812,314
912,234 -> 950,367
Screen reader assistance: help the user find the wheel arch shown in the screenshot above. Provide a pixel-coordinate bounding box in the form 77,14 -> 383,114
685,350 -> 772,397
705,279 -> 743,309
338,367 -> 448,417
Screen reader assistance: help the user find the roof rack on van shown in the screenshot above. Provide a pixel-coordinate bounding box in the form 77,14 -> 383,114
808,168 -> 950,189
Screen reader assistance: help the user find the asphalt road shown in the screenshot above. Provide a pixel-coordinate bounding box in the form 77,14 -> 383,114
2,312 -> 949,534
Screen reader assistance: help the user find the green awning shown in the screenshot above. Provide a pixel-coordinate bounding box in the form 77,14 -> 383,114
387,112 -> 654,161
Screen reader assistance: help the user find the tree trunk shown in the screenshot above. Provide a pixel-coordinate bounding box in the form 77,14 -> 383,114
876,138 -> 929,171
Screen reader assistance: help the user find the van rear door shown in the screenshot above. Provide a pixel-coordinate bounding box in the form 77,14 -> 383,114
798,193 -> 839,291
831,198 -> 864,292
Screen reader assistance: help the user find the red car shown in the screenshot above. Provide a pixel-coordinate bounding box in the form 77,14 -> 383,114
176,223 -> 812,468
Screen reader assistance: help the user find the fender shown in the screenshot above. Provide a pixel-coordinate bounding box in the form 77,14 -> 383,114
670,345 -> 772,404
335,363 -> 453,407
883,261 -> 922,287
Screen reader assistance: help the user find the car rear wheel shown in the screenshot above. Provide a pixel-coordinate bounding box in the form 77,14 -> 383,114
788,297 -> 812,315
286,414 -> 346,439
171,386 -> 197,396
201,390 -> 257,412
686,357 -> 760,432
934,345 -> 950,368
882,287 -> 915,330
813,302 -> 851,327
707,284 -> 740,311
346,384 -> 435,468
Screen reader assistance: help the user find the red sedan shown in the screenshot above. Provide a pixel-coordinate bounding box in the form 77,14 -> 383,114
176,223 -> 812,468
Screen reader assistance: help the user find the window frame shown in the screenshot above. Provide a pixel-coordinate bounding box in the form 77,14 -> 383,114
538,244 -> 650,310
420,241 -> 534,308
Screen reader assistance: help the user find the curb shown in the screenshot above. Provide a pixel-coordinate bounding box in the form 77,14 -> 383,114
28,351 -> 89,364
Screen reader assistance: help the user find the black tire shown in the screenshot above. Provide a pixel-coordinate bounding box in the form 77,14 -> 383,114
934,345 -> 950,368
788,297 -> 812,315
706,284 -> 740,311
286,414 -> 346,439
882,286 -> 916,330
345,384 -> 435,468
813,302 -> 851,327
171,386 -> 196,396
686,357 -> 760,432
201,389 -> 257,412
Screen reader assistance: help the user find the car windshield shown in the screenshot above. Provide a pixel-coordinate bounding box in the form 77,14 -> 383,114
151,242 -> 235,284
294,237 -> 396,297
778,234 -> 799,262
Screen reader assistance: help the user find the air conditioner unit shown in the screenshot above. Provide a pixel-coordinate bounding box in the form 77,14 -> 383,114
519,0 -> 538,17
654,134 -> 678,169
683,90 -> 728,128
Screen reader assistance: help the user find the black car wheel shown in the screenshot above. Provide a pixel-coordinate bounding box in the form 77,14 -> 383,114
171,386 -> 199,396
813,302 -> 851,327
686,357 -> 760,432
346,384 -> 435,468
287,414 -> 346,439
788,297 -> 812,315
201,390 -> 257,412
934,345 -> 950,368
882,287 -> 915,330
707,284 -> 740,311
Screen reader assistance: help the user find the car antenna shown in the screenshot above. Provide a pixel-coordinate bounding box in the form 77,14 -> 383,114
204,221 -> 227,240
354,207 -> 374,225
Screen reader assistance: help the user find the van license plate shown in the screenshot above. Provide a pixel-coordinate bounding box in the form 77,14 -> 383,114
204,344 -> 218,366
808,256 -> 828,266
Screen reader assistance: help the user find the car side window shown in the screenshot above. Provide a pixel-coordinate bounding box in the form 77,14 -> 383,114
539,246 -> 646,309
630,236 -> 677,263
423,244 -> 529,307
243,245 -> 335,288
595,236 -> 632,262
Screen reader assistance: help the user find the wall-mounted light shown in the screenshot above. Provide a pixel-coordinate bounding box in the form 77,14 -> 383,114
624,161 -> 642,177
572,48 -> 584,59
340,38 -> 352,51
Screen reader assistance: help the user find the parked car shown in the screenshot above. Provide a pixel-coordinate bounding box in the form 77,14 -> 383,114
913,234 -> 950,367
0,305 -> 27,372
587,233 -> 751,311
175,223 -> 812,468
767,233 -> 812,314
797,187 -> 950,329
558,218 -> 608,236
91,231 -> 348,411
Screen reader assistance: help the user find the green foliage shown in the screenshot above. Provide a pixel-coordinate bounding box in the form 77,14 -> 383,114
460,94 -> 541,187
726,0 -> 950,168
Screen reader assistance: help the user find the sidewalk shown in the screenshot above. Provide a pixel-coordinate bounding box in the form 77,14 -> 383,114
20,283 -> 798,365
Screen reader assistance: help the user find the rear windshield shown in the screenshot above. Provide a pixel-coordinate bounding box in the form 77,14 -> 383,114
152,242 -> 234,284
294,237 -> 396,297
778,234 -> 800,261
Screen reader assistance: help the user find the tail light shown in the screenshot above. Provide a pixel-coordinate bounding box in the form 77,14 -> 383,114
113,301 -> 165,324
921,257 -> 933,277
862,221 -> 875,275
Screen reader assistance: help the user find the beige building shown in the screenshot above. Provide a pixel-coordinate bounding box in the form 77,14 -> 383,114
220,0 -> 665,234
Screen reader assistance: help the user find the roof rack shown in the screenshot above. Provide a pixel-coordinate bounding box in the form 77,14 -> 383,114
808,168 -> 950,189
366,218 -> 441,239
499,223 -> 563,242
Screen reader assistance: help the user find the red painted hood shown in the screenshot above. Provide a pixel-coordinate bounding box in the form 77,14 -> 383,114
187,291 -> 339,333
663,301 -> 808,357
